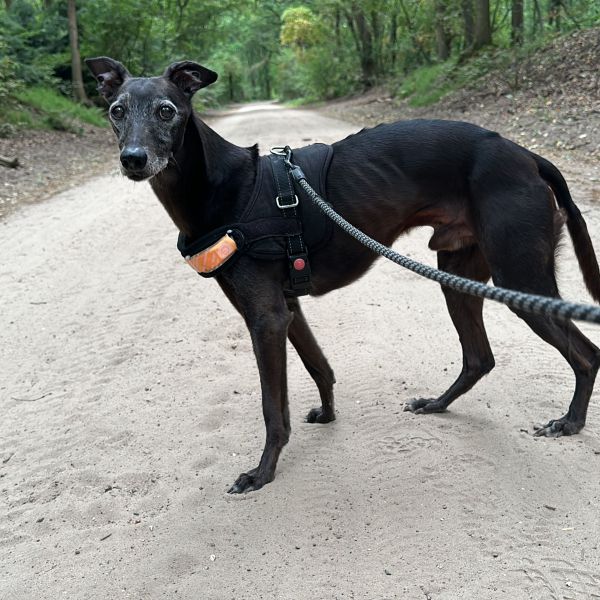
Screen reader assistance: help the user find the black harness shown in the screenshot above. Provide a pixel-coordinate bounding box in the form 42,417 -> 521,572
177,143 -> 333,296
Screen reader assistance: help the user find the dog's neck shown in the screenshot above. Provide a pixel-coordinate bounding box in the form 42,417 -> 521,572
150,114 -> 257,240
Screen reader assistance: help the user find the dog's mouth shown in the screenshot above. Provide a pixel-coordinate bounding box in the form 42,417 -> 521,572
120,157 -> 169,182
123,170 -> 148,182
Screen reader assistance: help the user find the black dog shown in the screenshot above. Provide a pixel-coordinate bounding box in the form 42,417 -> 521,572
86,57 -> 600,493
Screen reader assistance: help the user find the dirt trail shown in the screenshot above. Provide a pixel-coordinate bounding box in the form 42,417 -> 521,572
1,103 -> 600,599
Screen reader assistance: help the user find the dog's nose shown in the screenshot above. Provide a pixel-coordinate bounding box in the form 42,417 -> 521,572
120,147 -> 148,171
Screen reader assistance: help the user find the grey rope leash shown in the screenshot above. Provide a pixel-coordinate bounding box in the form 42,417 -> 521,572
283,152 -> 600,325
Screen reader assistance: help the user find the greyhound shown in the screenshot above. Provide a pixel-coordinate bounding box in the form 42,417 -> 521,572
86,57 -> 600,493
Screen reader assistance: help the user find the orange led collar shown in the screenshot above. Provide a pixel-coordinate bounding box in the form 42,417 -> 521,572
184,233 -> 238,274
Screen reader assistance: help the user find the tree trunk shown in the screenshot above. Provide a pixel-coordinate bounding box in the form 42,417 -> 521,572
357,10 -> 376,86
347,5 -> 376,88
532,0 -> 544,34
67,0 -> 89,105
548,0 -> 561,30
370,10 -> 383,75
473,0 -> 492,49
390,12 -> 398,68
511,0 -> 524,45
263,58 -> 271,99
434,0 -> 451,60
462,0 -> 475,49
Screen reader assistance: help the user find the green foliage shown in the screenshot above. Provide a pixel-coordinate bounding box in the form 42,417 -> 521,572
0,43 -> 22,104
1,86 -> 107,134
393,33 -> 571,107
280,6 -> 323,50
16,87 -> 106,127
0,0 -> 598,128
1,0 -> 66,86
396,63 -> 455,107
276,9 -> 359,101
204,51 -> 244,104
79,0 -> 172,76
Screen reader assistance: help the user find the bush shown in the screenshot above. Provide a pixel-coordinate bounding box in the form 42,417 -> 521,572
395,62 -> 455,107
0,47 -> 22,104
0,86 -> 107,134
274,42 -> 359,102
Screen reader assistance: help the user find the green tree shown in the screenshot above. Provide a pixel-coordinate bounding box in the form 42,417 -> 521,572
67,0 -> 89,104
2,0 -> 599,114
474,0 -> 492,49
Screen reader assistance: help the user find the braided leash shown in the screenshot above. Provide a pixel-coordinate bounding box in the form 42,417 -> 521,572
284,154 -> 600,325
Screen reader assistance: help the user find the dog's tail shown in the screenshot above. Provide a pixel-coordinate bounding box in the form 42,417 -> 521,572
532,151 -> 600,303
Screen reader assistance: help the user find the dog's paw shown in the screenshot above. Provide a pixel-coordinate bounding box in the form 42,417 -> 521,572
404,398 -> 447,414
533,417 -> 584,438
227,469 -> 269,494
305,407 -> 335,424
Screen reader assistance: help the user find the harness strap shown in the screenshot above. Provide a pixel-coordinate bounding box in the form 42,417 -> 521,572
177,148 -> 321,294
269,151 -> 312,296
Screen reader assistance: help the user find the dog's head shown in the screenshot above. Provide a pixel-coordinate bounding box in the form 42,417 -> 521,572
85,57 -> 217,181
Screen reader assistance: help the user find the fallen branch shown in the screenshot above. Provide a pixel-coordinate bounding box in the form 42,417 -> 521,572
0,155 -> 19,168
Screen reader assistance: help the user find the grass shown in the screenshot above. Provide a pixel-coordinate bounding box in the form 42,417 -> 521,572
0,86 -> 107,135
283,95 -> 321,108
396,62 -> 456,107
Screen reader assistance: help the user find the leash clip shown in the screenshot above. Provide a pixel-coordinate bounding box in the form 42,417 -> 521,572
271,145 -> 294,167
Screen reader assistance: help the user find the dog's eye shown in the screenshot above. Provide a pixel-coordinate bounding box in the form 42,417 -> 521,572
159,105 -> 176,120
110,105 -> 125,120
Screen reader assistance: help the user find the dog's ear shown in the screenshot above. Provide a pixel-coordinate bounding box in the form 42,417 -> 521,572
163,61 -> 218,97
85,56 -> 131,102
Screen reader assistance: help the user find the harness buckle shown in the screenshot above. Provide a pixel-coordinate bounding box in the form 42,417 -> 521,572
275,194 -> 299,209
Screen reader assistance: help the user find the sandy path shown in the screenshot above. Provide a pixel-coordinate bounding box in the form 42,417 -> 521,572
1,104 -> 600,599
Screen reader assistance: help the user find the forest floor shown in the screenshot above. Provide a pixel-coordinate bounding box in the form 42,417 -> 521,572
0,125 -> 114,220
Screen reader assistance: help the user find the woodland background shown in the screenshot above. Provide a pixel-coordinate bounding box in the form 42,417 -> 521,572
0,0 -> 599,132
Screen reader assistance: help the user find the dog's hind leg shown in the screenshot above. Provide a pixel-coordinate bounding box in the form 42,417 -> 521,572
490,252 -> 600,436
405,245 -> 495,414
475,180 -> 600,436
286,298 -> 336,424
513,311 -> 599,436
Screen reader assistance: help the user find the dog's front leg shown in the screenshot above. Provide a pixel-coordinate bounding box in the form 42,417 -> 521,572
226,277 -> 293,494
